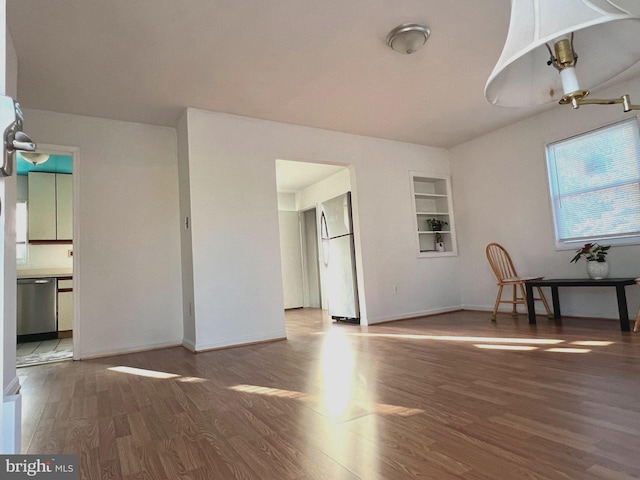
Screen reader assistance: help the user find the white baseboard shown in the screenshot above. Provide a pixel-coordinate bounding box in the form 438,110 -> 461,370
80,339 -> 183,360
182,339 -> 196,352
462,304 -> 550,314
194,329 -> 287,352
366,305 -> 464,325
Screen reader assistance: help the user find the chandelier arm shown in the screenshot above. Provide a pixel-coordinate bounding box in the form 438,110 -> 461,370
568,94 -> 640,112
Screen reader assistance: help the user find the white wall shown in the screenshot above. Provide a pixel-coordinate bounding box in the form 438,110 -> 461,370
298,168 -> 351,211
184,108 -> 458,341
5,30 -> 15,98
278,210 -> 304,309
277,192 -> 304,309
22,109 -> 183,358
277,192 -> 296,211
451,76 -> 640,319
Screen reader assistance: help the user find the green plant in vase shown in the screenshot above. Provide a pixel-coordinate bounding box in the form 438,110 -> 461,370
426,218 -> 448,231
570,243 -> 610,263
570,242 -> 611,279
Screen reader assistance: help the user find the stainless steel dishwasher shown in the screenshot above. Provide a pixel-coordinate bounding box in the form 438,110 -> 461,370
17,277 -> 57,341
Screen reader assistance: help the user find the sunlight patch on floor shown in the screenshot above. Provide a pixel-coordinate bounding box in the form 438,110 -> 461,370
108,366 -> 180,379
318,332 -> 565,345
544,348 -> 591,354
230,384 -> 311,401
570,341 -> 614,346
474,344 -> 538,351
108,366 -> 208,382
321,329 -> 355,418
229,384 -> 424,417
313,331 -> 617,355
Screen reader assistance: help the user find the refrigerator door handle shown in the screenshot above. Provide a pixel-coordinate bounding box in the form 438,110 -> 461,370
320,212 -> 330,267
320,211 -> 328,239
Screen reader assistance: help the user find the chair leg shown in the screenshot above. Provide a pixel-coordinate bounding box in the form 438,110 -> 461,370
511,285 -> 518,316
492,285 -> 503,321
634,307 -> 640,333
536,286 -> 553,318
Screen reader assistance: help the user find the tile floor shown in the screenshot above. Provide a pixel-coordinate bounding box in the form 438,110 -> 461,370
16,338 -> 73,367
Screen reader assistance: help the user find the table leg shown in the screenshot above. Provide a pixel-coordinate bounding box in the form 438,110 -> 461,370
526,283 -> 536,324
551,286 -> 561,320
615,285 -> 631,332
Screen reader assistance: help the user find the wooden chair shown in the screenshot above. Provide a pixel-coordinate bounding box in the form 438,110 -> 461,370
486,243 -> 552,321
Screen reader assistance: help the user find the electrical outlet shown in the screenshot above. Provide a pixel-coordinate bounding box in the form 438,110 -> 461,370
67,249 -> 73,257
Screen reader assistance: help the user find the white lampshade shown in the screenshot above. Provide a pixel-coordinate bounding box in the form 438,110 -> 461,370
485,0 -> 640,107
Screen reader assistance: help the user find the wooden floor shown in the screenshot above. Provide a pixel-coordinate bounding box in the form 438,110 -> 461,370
18,309 -> 640,479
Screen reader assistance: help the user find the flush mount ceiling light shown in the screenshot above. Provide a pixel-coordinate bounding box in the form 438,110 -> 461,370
485,0 -> 640,112
20,152 -> 49,166
386,23 -> 430,55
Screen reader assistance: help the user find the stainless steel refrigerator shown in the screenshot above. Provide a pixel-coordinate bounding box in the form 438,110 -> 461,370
320,192 -> 360,323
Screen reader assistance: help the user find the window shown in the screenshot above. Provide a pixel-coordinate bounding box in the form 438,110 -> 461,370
16,201 -> 27,263
546,118 -> 640,249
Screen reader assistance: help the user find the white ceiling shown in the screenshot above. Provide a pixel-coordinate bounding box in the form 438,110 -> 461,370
275,160 -> 345,192
7,1 -> 640,159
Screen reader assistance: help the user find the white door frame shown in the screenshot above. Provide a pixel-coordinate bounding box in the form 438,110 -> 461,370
1,0 -> 20,453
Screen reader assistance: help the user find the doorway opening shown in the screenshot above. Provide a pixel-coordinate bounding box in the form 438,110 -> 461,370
275,159 -> 362,323
15,144 -> 78,367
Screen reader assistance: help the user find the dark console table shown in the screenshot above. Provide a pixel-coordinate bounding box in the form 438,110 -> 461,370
524,278 -> 637,332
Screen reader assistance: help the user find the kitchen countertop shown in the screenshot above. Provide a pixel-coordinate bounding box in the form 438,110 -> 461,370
17,268 -> 73,279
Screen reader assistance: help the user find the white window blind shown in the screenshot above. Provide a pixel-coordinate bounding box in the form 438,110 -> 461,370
546,118 -> 640,248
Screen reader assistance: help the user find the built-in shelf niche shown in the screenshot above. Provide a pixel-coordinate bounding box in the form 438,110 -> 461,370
410,172 -> 458,258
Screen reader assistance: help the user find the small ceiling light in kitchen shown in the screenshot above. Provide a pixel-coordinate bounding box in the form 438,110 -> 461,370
386,23 -> 430,55
20,152 -> 49,166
